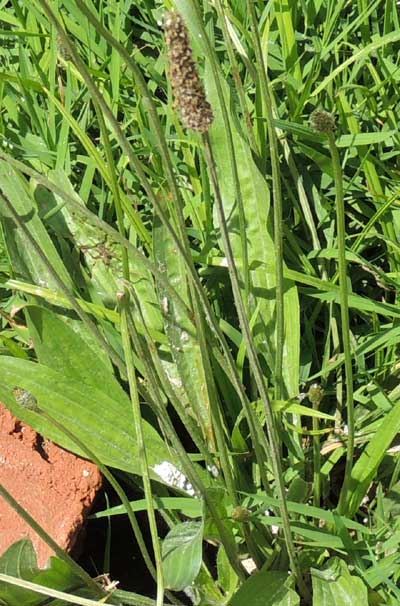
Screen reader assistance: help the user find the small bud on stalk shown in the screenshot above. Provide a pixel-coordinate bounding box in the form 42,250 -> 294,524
310,109 -> 336,134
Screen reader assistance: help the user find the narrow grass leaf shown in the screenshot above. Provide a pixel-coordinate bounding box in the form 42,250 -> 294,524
344,398 -> 400,517
90,497 -> 202,520
335,131 -> 397,147
312,30 -> 400,96
230,569 -> 299,606
0,162 -> 72,290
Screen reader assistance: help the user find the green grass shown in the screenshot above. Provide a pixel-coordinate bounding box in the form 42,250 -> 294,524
0,0 -> 400,604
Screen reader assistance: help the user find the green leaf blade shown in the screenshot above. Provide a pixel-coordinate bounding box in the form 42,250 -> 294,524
162,521 -> 204,591
311,558 -> 368,606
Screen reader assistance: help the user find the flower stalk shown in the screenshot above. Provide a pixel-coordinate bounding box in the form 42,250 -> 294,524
311,110 -> 355,513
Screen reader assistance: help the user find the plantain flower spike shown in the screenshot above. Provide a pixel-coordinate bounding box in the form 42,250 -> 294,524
310,109 -> 336,134
164,11 -> 214,133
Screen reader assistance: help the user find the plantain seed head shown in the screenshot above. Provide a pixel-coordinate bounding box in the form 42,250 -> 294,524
164,11 -> 214,133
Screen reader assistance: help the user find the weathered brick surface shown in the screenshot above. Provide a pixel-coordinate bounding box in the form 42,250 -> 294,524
0,402 -> 102,567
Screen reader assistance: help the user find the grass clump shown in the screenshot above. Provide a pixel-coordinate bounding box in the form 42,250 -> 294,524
0,1 -> 399,605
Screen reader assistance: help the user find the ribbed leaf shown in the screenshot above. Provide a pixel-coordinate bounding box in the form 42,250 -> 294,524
205,71 -> 299,397
45,170 -> 163,333
0,356 -> 172,476
25,305 -> 118,399
173,1 -> 300,397
153,215 -> 213,444
162,521 -> 204,591
0,163 -> 114,372
311,558 -> 368,606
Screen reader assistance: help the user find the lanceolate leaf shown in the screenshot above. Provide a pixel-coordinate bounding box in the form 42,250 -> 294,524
0,163 -> 116,374
206,69 -> 299,397
44,170 -> 163,333
173,1 -> 299,398
0,356 -> 173,477
25,305 -> 117,400
153,214 -> 214,445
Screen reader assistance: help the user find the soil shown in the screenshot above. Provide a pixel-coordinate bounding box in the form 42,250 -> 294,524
0,402 -> 102,567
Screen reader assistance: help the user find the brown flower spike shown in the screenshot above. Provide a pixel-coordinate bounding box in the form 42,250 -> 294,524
310,109 -> 336,134
164,11 -> 214,133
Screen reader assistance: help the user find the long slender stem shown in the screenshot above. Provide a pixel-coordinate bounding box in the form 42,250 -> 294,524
312,420 -> 321,509
128,286 -> 262,562
126,286 -> 210,460
123,298 -> 245,582
203,133 -> 308,599
93,100 -> 130,281
114,587 -> 183,606
330,133 -> 355,514
119,291 -> 164,606
308,384 -> 324,510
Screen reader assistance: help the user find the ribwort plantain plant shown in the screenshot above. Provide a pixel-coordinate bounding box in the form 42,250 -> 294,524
0,1 -> 400,605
